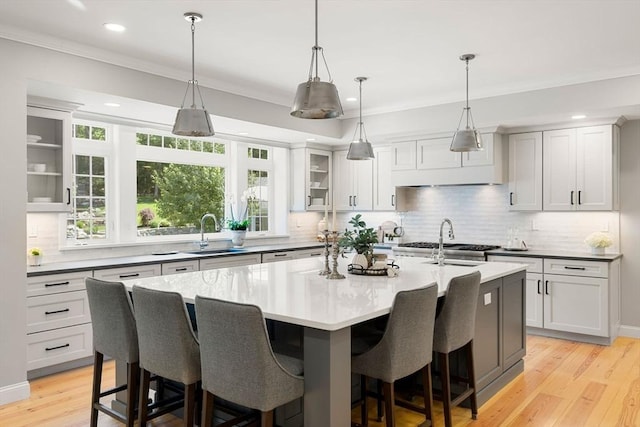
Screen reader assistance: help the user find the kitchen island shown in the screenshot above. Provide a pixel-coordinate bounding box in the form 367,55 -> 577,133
122,257 -> 526,427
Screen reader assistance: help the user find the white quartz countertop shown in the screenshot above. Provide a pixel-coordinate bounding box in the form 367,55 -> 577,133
121,257 -> 526,331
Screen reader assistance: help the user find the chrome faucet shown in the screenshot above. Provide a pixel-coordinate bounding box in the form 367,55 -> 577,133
437,218 -> 455,266
199,213 -> 219,250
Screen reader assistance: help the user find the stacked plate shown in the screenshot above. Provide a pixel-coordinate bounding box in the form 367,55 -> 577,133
27,134 -> 42,143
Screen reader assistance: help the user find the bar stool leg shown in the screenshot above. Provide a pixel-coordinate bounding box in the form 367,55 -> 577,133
382,382 -> 395,427
421,364 -> 433,424
438,352 -> 453,427
183,383 -> 196,427
360,375 -> 369,426
90,351 -> 103,427
125,362 -> 139,427
261,409 -> 274,427
138,369 -> 151,426
466,340 -> 478,419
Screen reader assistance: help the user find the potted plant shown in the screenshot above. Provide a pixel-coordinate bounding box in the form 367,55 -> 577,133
226,189 -> 256,247
338,214 -> 379,268
28,247 -> 43,266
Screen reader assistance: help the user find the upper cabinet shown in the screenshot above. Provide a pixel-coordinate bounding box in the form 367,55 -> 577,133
372,147 -> 397,211
332,150 -> 373,211
390,133 -> 506,186
542,125 -> 618,211
290,148 -> 332,212
508,132 -> 543,211
27,106 -> 72,212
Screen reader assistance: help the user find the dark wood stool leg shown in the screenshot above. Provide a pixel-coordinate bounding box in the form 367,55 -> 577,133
466,340 -> 478,419
439,352 -> 453,427
202,390 -> 215,427
377,379 -> 384,422
261,409 -> 274,427
421,364 -> 433,424
125,362 -> 139,427
183,383 -> 196,427
90,351 -> 103,427
383,382 -> 395,427
360,375 -> 369,426
138,369 -> 151,427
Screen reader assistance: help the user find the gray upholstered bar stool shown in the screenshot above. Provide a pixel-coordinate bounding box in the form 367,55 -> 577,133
194,296 -> 304,427
433,270 -> 481,427
85,278 -> 140,427
131,286 -> 201,427
351,284 -> 439,427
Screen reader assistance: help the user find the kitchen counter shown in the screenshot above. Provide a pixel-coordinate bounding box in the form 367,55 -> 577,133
121,257 -> 526,427
26,242 -> 325,276
487,248 -> 622,261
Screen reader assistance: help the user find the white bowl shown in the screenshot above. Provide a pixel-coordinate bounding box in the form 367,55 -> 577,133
32,164 -> 46,172
311,181 -> 321,188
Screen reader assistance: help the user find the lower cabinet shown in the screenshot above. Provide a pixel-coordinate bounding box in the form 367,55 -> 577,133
93,264 -> 161,281
488,255 -> 620,344
26,271 -> 94,374
161,259 -> 199,275
199,253 -> 262,270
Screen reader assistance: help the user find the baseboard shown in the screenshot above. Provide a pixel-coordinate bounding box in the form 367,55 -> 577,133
0,381 -> 30,405
618,325 -> 640,338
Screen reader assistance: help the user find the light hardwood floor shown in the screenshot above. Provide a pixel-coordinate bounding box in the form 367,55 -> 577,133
1,335 -> 638,426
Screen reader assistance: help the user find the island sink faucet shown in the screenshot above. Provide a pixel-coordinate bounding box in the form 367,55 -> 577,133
199,213 -> 219,250
437,218 -> 455,266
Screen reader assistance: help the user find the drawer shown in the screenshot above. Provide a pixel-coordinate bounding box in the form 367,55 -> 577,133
27,271 -> 92,297
487,255 -> 542,273
162,260 -> 199,275
295,248 -> 325,259
27,323 -> 93,371
199,254 -> 262,270
27,290 -> 91,334
262,251 -> 296,263
544,258 -> 608,278
93,264 -> 161,281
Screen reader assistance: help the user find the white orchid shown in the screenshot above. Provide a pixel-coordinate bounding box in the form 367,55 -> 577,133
584,232 -> 613,248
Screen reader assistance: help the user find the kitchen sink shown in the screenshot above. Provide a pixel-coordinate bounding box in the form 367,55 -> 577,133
423,259 -> 483,267
183,248 -> 246,255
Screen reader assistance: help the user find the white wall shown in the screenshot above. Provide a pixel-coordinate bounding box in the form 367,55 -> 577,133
620,120 -> 640,334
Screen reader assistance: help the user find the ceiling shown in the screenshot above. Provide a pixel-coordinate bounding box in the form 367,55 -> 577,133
2,0 -> 640,142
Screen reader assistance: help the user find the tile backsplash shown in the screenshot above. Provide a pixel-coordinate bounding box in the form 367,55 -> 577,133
26,184 -> 620,264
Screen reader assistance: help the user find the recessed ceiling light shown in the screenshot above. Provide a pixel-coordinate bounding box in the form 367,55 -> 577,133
306,138 -> 316,142
572,114 -> 586,120
346,97 -> 358,102
103,102 -> 120,107
103,23 -> 125,32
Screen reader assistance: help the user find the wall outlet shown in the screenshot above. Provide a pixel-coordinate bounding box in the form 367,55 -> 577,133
530,219 -> 539,231
601,221 -> 609,232
28,225 -> 38,238
484,293 -> 492,306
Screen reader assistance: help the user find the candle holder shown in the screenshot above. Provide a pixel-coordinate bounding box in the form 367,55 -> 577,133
327,231 -> 345,280
318,230 -> 331,276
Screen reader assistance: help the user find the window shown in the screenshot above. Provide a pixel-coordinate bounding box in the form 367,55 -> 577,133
247,169 -> 269,232
135,131 -> 227,237
68,122 -> 109,242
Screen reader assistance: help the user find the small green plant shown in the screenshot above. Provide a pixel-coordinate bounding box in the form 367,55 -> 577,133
338,214 -> 378,257
227,218 -> 250,231
29,247 -> 42,256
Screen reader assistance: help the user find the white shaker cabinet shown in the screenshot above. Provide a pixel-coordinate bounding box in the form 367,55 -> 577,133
488,255 -> 620,344
390,141 -> 416,171
290,148 -> 332,212
27,106 -> 73,212
543,125 -> 618,211
508,132 -> 542,211
416,137 -> 460,169
332,150 -> 373,211
372,146 -> 396,211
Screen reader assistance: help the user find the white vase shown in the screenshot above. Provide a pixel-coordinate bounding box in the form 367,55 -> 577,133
591,247 -> 605,255
352,253 -> 369,269
29,255 -> 42,266
231,230 -> 247,247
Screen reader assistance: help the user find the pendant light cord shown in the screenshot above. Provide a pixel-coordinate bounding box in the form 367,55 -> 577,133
306,0 -> 333,82
358,79 -> 363,141
314,0 -> 319,79
465,57 -> 470,127
190,17 -> 196,108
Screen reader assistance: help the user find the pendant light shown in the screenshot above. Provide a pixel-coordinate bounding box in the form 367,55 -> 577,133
290,0 -> 343,119
347,77 -> 375,160
172,12 -> 214,137
450,54 -> 482,152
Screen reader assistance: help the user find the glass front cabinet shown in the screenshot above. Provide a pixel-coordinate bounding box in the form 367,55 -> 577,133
27,105 -> 73,212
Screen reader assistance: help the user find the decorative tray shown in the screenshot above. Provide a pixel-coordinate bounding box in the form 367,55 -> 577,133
347,261 -> 399,276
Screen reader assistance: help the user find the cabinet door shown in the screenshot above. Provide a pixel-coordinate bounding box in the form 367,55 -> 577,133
332,151 -> 353,211
373,147 -> 396,211
417,138 -> 461,170
576,125 -> 613,210
27,106 -> 72,212
93,264 -> 161,281
262,251 -> 296,263
543,273 -> 608,336
474,278 -> 502,391
463,133 -> 495,167
526,272 -> 544,328
199,254 -> 262,270
503,272 -> 526,368
294,248 -> 325,259
161,260 -> 199,275
543,129 -> 576,211
390,141 -> 416,170
352,158 -> 373,211
508,132 -> 542,211
307,149 -> 332,212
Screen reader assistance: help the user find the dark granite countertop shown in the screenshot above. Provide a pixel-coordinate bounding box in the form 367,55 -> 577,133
486,248 -> 622,262
27,242 -> 325,277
